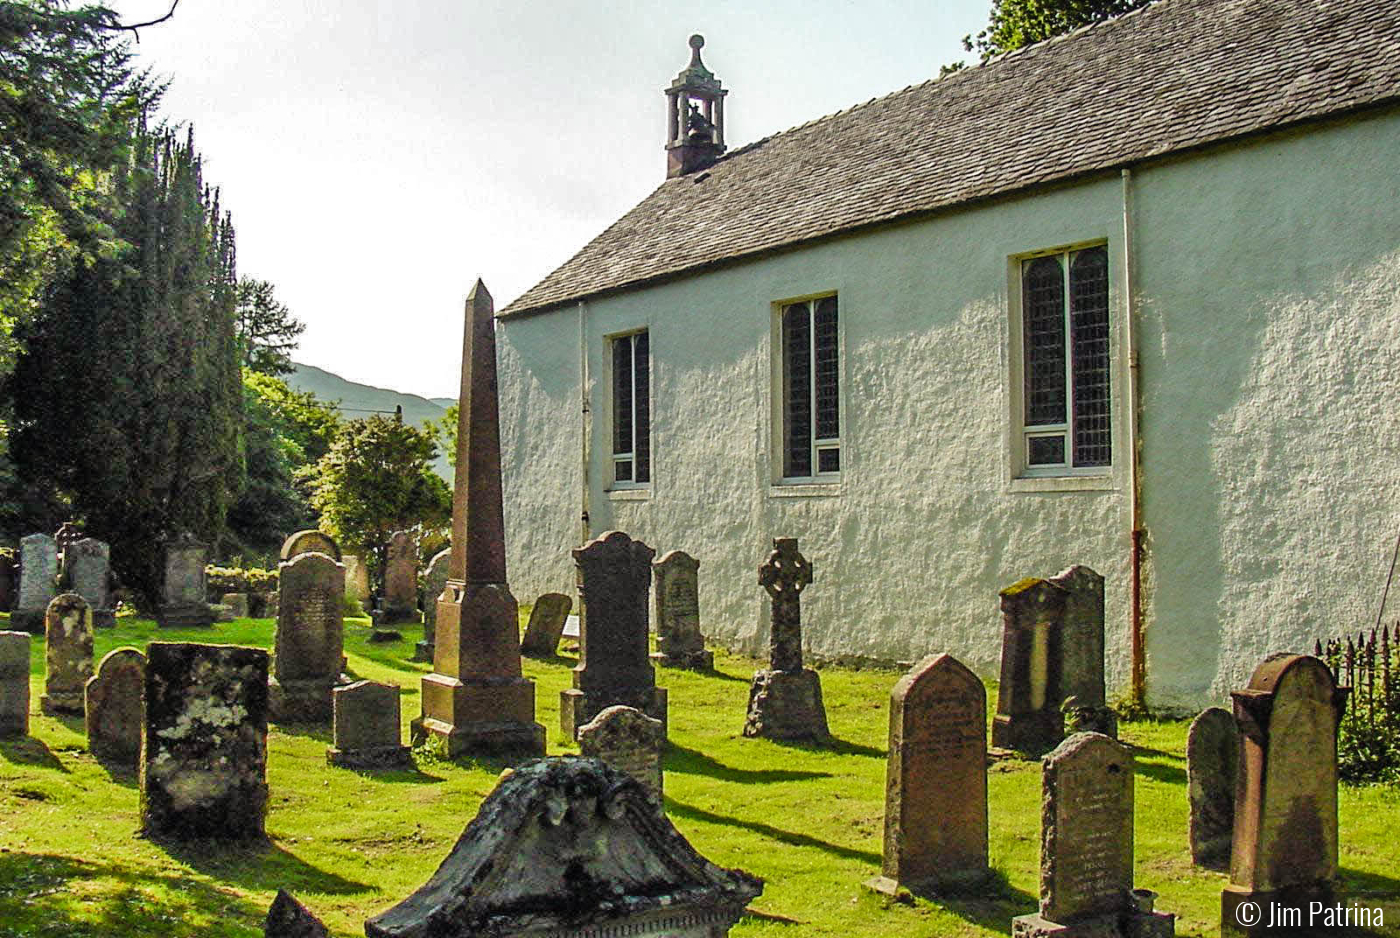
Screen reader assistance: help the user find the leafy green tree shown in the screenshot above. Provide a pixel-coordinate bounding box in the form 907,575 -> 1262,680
953,0 -> 1151,67
304,412 -> 451,579
235,276 -> 304,376
436,401 -> 458,466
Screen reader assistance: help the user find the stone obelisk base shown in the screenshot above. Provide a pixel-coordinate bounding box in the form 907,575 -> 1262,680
743,668 -> 829,741
413,674 -> 544,759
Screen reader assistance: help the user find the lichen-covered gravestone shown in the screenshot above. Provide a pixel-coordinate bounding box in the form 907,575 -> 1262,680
993,576 -> 1067,756
14,533 -> 58,633
416,547 -> 451,662
279,529 -> 341,563
1012,732 -> 1175,938
328,680 -> 411,769
744,538 -> 829,741
519,592 -> 572,657
867,653 -> 989,898
140,642 -> 269,840
0,631 -> 31,738
364,758 -> 762,938
66,537 -> 115,629
381,530 -> 419,623
1221,654 -> 1347,937
578,705 -> 666,800
561,531 -> 668,738
1187,706 -> 1239,871
40,593 -> 93,715
269,552 -> 345,723
158,536 -> 213,628
651,549 -> 712,670
85,647 -> 146,767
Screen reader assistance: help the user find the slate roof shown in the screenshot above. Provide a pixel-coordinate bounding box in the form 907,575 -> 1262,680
503,0 -> 1400,317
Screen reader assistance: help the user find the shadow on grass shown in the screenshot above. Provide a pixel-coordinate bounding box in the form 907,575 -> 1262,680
691,667 -> 750,684
333,763 -> 446,784
1133,758 -> 1186,786
158,833 -> 374,896
767,735 -> 886,759
270,722 -> 333,744
95,759 -> 139,788
933,868 -> 1036,936
346,644 -> 431,675
1341,865 -> 1400,899
0,735 -> 69,772
666,797 -> 881,866
665,743 -> 832,783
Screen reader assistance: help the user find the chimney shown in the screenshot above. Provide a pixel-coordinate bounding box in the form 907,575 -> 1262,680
664,34 -> 727,178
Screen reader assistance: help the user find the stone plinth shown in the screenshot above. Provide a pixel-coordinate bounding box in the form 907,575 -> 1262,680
41,593 -> 93,715
14,533 -> 57,634
85,647 -> 145,767
269,551 -> 345,723
158,536 -> 212,628
328,680 -> 410,769
1188,707 -> 1238,871
993,577 -> 1068,756
578,704 -> 665,801
651,549 -> 713,670
0,631 -> 31,738
415,547 -> 451,662
743,668 -> 828,741
519,592 -> 572,657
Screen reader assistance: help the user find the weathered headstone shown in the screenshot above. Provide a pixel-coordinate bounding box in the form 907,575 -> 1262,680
380,530 -> 419,624
1012,732 -> 1176,938
140,642 -> 269,840
269,552 -> 345,723
343,553 -> 370,613
40,593 -> 93,715
158,535 -> 212,628
744,538 -> 829,741
992,576 -> 1067,756
279,529 -> 341,563
561,530 -> 668,739
328,679 -> 411,769
0,631 -> 30,738
1052,565 -> 1116,738
263,889 -> 330,938
85,647 -> 146,767
1188,707 -> 1239,872
520,592 -> 572,657
651,549 -> 712,670
579,705 -> 665,801
1221,654 -> 1347,937
412,281 -> 544,759
867,653 -> 989,897
221,592 -> 251,618
415,547 -> 451,662
0,554 -> 16,612
14,533 -> 58,633
66,537 -> 115,629
364,758 -> 762,938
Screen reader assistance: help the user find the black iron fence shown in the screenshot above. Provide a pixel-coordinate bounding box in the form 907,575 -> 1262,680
1316,623 -> 1400,782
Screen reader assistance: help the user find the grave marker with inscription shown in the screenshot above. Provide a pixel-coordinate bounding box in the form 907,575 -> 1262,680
66,538 -> 115,629
520,592 -> 572,657
652,549 -> 712,670
41,593 -> 93,715
0,631 -> 30,738
578,704 -> 665,801
1188,707 -> 1239,871
744,538 -> 829,741
380,531 -> 419,624
328,680 -> 411,769
1052,565 -> 1116,738
993,576 -> 1067,756
14,533 -> 58,633
279,529 -> 341,563
269,552 -> 345,722
158,535 -> 213,628
85,647 -> 146,767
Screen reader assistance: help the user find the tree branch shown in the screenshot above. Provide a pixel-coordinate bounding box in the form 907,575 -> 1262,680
111,0 -> 181,40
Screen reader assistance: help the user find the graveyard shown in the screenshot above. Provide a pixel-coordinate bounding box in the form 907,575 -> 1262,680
0,608 -> 1396,937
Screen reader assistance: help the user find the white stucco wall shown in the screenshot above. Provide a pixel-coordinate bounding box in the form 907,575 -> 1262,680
497,106 -> 1400,710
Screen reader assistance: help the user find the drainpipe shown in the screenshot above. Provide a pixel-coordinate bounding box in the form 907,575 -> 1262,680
579,301 -> 591,546
1122,168 -> 1147,712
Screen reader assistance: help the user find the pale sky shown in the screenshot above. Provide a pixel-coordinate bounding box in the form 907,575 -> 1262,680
108,1 -> 990,399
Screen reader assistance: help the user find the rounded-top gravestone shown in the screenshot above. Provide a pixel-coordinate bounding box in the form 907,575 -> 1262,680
279,529 -> 341,563
40,593 -> 93,715
86,647 -> 146,767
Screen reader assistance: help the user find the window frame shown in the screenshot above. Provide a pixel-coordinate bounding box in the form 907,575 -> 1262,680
608,328 -> 650,489
772,291 -> 842,486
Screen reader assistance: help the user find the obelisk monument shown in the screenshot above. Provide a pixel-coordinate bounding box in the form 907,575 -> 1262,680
411,280 -> 545,758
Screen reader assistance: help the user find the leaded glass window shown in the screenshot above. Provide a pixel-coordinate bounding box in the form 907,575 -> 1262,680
782,296 -> 840,479
612,330 -> 649,485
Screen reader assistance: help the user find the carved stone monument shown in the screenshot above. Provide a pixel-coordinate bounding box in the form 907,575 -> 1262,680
14,533 -> 58,633
328,679 -> 411,769
578,704 -> 666,801
561,531 -> 668,739
0,631 -> 31,738
651,549 -> 712,670
867,653 -> 990,897
85,647 -> 146,767
381,530 -> 419,624
66,537 -> 115,629
140,642 -> 269,840
279,529 -> 341,563
1187,706 -> 1239,871
364,758 -> 762,938
1221,654 -> 1348,937
993,576 -> 1067,756
412,281 -> 544,759
1012,732 -> 1176,938
40,593 -> 93,715
269,551 -> 345,722
743,538 -> 828,741
158,535 -> 213,628
519,592 -> 572,657
416,547 -> 451,662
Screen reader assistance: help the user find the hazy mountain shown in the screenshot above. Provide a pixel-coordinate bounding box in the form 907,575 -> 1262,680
286,362 -> 454,481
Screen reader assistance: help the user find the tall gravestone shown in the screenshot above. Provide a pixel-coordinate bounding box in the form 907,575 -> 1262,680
66,537 -> 115,629
1012,732 -> 1176,938
416,547 -> 451,662
744,538 -> 829,741
651,549 -> 712,670
381,531 -> 419,624
40,593 -> 93,715
867,653 -> 989,897
158,535 -> 213,628
1052,565 -> 1116,738
519,592 -> 572,657
14,533 -> 58,633
279,529 -> 341,563
140,642 -> 269,840
269,551 -> 345,723
343,554 -> 370,613
993,576 -> 1067,756
365,758 -> 762,938
578,704 -> 666,801
1188,707 -> 1239,871
412,281 -> 544,759
85,647 -> 146,767
561,531 -> 668,739
328,680 -> 411,769
0,631 -> 31,738
1221,654 -> 1348,937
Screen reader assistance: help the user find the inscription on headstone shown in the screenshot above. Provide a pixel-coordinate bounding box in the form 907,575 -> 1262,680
520,592 -> 572,657
14,533 -> 58,633
0,631 -> 31,738
40,593 -> 93,715
328,680 -> 411,769
1188,706 -> 1239,871
578,705 -> 665,801
652,550 -> 712,670
993,577 -> 1067,756
269,552 -> 345,723
66,537 -> 115,629
85,647 -> 146,767
158,536 -> 212,628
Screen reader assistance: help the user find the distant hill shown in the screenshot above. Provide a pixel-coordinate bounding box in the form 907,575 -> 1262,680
286,362 -> 454,482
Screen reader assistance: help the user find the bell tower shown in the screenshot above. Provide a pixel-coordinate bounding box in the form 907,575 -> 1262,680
665,34 -> 727,178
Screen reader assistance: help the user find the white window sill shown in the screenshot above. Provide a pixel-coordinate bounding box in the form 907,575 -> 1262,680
1008,473 -> 1117,493
606,488 -> 651,501
769,482 -> 842,498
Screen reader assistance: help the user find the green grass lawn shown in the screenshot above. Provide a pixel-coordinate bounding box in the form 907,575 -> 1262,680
1,611 -> 1398,937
